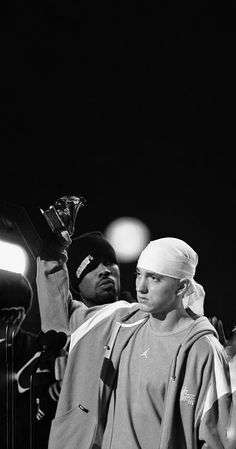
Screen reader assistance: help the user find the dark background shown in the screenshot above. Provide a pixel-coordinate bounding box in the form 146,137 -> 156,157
1,1 -> 236,335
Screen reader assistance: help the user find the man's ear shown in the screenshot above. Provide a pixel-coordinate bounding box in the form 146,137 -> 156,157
176,278 -> 190,296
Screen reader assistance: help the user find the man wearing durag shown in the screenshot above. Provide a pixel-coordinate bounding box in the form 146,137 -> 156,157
37,234 -> 232,449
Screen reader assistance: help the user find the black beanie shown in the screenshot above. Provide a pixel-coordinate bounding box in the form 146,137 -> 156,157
67,231 -> 118,292
0,269 -> 33,313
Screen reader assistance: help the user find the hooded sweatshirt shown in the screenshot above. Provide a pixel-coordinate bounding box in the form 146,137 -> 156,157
36,256 -> 232,449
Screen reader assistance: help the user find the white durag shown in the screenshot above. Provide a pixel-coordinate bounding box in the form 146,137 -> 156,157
137,237 -> 205,316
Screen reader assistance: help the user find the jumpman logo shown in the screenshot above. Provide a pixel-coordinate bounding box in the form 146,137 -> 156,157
140,347 -> 150,358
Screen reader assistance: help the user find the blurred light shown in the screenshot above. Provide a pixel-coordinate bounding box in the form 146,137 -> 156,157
105,217 -> 150,262
0,240 -> 27,274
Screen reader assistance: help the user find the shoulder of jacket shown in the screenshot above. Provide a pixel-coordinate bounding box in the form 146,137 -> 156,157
190,333 -> 227,362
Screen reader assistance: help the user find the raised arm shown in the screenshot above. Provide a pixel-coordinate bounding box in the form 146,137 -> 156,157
36,231 -> 86,335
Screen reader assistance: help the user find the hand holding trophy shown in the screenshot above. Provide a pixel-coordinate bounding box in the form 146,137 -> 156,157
41,195 -> 86,237
0,195 -> 87,259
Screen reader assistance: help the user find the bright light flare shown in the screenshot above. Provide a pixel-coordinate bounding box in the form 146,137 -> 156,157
105,217 -> 150,262
0,240 -> 27,274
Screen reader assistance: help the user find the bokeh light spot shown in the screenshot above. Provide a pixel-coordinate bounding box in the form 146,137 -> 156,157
0,240 -> 27,274
105,217 -> 150,262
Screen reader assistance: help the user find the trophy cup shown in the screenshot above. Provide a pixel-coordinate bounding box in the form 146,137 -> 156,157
0,195 -> 86,259
40,195 -> 86,237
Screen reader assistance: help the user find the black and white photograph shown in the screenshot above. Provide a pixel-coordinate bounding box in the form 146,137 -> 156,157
0,2 -> 236,448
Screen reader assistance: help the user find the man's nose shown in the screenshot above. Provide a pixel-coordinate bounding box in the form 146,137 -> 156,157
136,277 -> 148,293
99,263 -> 111,275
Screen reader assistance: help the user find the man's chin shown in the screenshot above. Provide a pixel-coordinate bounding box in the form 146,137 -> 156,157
97,288 -> 117,304
138,302 -> 150,312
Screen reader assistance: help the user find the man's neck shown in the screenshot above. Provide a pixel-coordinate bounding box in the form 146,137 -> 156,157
149,309 -> 194,334
82,298 -> 94,308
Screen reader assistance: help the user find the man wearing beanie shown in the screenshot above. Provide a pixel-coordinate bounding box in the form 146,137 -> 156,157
34,231 -> 124,443
37,234 -> 232,449
67,231 -> 121,307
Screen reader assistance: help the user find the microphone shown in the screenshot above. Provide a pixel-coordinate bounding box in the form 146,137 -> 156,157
0,307 -> 26,449
0,307 -> 26,326
0,307 -> 26,343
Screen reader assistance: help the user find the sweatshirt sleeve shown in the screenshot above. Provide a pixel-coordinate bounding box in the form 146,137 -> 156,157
198,336 -> 232,449
36,252 -> 84,334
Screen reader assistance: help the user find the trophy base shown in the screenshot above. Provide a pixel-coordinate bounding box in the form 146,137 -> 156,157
0,201 -> 60,260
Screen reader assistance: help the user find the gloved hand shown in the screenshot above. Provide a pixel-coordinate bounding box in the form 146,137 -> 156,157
40,230 -> 72,261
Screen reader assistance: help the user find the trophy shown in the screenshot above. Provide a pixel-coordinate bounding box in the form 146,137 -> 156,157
40,195 -> 86,237
0,195 -> 86,259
